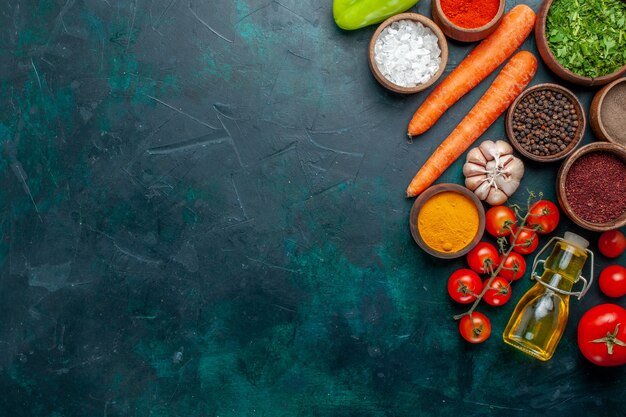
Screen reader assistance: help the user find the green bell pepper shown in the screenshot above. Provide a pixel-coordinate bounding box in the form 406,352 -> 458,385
333,0 -> 420,30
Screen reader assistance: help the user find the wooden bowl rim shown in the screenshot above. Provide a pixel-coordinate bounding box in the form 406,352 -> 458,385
506,83 -> 586,162
368,13 -> 449,94
557,142 -> 626,231
536,0 -> 626,85
432,0 -> 505,34
409,183 -> 486,259
592,77 -> 626,146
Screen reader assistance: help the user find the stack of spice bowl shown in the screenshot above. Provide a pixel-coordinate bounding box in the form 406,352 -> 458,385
368,13 -> 448,94
431,0 -> 505,42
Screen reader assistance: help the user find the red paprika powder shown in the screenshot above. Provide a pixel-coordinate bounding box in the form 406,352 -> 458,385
440,0 -> 500,29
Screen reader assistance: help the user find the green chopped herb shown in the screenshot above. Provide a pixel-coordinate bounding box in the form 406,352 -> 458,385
547,0 -> 626,78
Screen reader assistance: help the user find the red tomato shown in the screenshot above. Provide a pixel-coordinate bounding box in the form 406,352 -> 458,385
577,304 -> 626,367
526,200 -> 560,234
459,312 -> 491,344
467,242 -> 500,274
498,252 -> 527,281
599,265 -> 626,298
598,231 -> 626,258
485,206 -> 517,237
482,277 -> 511,306
510,228 -> 539,255
447,269 -> 482,304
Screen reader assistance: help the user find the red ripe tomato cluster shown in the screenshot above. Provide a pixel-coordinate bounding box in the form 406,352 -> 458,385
450,200 -> 561,344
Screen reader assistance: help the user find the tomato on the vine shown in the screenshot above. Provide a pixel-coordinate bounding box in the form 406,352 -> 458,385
447,269 -> 482,304
577,304 -> 626,367
598,230 -> 626,258
599,265 -> 626,298
485,206 -> 517,237
510,228 -> 539,255
498,252 -> 527,281
459,312 -> 491,344
482,277 -> 511,306
467,242 -> 499,274
526,200 -> 560,234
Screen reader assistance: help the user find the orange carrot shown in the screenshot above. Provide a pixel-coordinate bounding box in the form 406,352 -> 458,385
407,5 -> 536,138
406,51 -> 537,198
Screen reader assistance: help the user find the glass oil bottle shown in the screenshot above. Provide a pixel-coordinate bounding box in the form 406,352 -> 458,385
503,232 -> 594,361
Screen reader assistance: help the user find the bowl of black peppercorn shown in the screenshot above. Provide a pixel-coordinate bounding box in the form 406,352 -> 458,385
506,83 -> 585,163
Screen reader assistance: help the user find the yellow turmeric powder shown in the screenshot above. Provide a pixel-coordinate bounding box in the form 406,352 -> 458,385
417,191 -> 479,253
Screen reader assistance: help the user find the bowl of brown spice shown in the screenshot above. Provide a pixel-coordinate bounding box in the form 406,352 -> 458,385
557,142 -> 626,232
589,77 -> 626,148
506,84 -> 585,163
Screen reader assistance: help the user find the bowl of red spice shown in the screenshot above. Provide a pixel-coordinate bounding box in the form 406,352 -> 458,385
431,0 -> 505,43
557,142 -> 626,232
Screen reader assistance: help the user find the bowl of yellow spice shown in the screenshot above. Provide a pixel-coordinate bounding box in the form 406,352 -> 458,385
410,184 -> 485,259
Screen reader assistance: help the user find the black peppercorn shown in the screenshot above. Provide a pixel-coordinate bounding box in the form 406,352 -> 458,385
511,88 -> 579,157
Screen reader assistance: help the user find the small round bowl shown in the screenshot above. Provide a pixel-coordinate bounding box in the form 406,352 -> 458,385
506,83 -> 585,163
431,0 -> 505,42
409,183 -> 485,259
556,142 -> 626,232
590,77 -> 626,148
368,13 -> 448,94
536,0 -> 626,87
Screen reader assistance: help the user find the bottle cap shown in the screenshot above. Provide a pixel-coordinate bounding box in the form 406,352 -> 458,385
563,232 -> 589,250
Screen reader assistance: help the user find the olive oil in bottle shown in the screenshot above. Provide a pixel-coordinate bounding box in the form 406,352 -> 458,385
503,232 -> 593,361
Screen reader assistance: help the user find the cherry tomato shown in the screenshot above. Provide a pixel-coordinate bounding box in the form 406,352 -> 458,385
526,200 -> 560,234
467,242 -> 499,274
485,206 -> 517,237
599,265 -> 626,298
482,277 -> 511,306
577,304 -> 626,367
459,312 -> 491,344
510,228 -> 539,255
447,269 -> 482,304
598,230 -> 626,258
498,252 -> 527,281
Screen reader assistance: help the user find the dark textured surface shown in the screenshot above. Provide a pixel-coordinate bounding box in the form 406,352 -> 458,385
1,0 -> 625,416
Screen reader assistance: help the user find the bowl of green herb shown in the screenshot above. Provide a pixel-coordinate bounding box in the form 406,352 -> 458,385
535,0 -> 626,86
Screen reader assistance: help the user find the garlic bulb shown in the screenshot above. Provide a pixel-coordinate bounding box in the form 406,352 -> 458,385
463,140 -> 524,205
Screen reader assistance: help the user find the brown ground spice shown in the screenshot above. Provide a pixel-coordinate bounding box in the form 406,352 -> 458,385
601,82 -> 626,146
565,152 -> 626,224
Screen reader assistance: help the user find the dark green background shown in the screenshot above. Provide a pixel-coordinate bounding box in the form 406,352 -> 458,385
1,0 -> 625,416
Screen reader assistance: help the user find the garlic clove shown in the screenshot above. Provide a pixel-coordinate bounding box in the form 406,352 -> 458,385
486,188 -> 509,205
485,160 -> 497,173
465,175 -> 487,191
463,162 -> 487,177
494,140 -> 513,156
495,176 -> 521,197
499,154 -> 515,168
473,181 -> 492,200
467,147 -> 488,166
502,157 -> 525,181
479,140 -> 498,160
